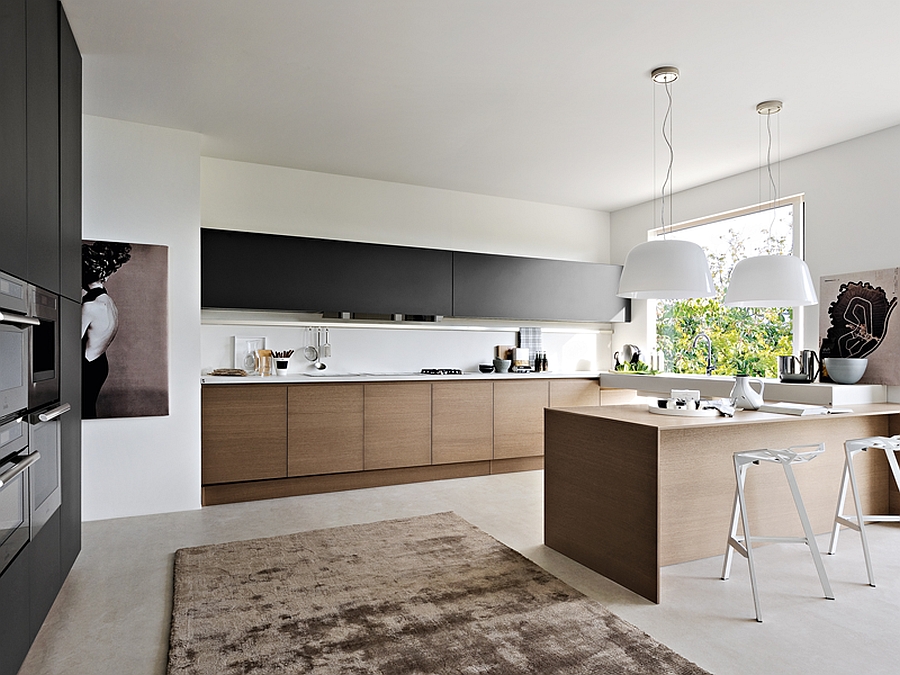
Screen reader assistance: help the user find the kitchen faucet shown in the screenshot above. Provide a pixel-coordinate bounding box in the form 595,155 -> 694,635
692,332 -> 714,376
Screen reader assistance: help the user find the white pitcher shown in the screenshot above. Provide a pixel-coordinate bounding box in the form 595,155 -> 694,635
730,374 -> 764,410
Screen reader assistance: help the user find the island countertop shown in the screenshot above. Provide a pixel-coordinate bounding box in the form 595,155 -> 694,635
544,402 -> 900,603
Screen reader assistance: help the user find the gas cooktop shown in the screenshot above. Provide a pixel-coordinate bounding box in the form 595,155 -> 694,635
420,368 -> 463,375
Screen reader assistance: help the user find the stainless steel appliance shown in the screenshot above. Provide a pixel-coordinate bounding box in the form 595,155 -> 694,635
27,404 -> 67,538
0,416 -> 35,575
28,284 -> 60,411
0,271 -> 36,421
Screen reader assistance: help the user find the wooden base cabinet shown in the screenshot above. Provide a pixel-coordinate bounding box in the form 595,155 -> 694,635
493,380 -> 549,460
201,378 -> 606,505
201,385 -> 287,484
364,382 -> 432,470
432,381 -> 493,464
288,384 -> 363,476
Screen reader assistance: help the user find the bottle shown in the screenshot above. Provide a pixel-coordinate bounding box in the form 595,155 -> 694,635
541,352 -> 549,372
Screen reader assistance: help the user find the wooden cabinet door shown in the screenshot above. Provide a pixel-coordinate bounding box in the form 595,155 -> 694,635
432,381 -> 493,464
549,379 -> 599,408
201,386 -> 287,484
364,382 -> 431,470
493,380 -> 549,459
288,384 -> 364,476
600,388 -> 637,406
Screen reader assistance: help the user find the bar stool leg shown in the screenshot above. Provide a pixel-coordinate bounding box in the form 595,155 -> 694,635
828,454 -> 851,555
721,483 -> 741,580
845,447 -> 876,586
723,456 -> 764,621
782,462 -> 834,600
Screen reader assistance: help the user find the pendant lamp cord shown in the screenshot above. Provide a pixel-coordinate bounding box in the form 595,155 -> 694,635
764,109 -> 779,239
660,80 -> 675,235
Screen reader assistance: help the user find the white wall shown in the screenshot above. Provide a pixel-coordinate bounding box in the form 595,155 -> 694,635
610,123 -> 900,355
201,157 -> 610,262
82,116 -> 202,520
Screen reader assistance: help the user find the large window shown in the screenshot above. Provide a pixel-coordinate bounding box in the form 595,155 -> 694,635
654,196 -> 805,378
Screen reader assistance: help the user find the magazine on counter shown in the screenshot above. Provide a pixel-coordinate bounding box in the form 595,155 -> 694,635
757,402 -> 853,416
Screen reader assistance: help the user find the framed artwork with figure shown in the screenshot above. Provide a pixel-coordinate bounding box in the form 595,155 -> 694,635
82,240 -> 169,418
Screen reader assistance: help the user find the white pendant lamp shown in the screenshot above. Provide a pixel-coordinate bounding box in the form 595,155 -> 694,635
723,254 -> 817,307
618,239 -> 715,300
618,66 -> 714,300
723,101 -> 817,308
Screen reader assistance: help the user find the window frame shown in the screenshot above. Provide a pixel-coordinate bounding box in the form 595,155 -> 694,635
647,193 -> 808,369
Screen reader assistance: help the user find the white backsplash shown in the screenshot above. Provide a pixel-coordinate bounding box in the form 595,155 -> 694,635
201,317 -> 611,375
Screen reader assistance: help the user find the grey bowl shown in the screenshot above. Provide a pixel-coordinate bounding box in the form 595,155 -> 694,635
824,357 -> 868,384
492,358 -> 512,373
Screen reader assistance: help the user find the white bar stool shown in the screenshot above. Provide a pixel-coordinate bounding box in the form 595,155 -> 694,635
721,443 -> 834,622
827,434 -> 900,586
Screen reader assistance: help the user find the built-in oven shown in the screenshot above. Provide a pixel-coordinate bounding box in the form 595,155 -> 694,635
0,270 -> 36,422
28,284 -> 60,412
0,416 -> 35,575
27,403 -> 68,537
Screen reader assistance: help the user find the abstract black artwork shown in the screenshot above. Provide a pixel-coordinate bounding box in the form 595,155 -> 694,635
819,268 -> 900,384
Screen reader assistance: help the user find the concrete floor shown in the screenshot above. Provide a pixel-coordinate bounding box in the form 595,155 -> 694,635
17,470 -> 900,674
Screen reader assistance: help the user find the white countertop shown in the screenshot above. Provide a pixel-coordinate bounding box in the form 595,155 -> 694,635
599,371 -> 886,406
201,371 -> 602,384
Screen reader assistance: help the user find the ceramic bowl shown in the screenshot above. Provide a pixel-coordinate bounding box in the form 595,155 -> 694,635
478,363 -> 495,373
823,357 -> 868,384
492,358 -> 512,373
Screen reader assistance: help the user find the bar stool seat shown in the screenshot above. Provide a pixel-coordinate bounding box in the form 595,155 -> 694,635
721,443 -> 834,622
828,434 -> 900,586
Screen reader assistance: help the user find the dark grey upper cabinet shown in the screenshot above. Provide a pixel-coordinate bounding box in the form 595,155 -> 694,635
202,229 -> 630,323
0,0 -> 27,280
201,229 -> 454,316
58,7 -> 82,303
452,252 -> 629,322
26,0 -> 60,293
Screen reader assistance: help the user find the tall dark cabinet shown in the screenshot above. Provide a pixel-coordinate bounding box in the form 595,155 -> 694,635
26,0 -> 60,293
0,2 -> 82,674
0,0 -> 28,279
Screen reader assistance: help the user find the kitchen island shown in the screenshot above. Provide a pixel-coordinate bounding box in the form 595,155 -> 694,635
544,403 -> 900,603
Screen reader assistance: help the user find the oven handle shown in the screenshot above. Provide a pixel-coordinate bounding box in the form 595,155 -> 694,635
0,310 -> 40,326
0,452 -> 39,489
35,403 -> 71,423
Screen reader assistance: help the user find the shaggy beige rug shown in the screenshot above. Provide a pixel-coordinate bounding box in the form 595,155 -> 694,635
167,512 -> 710,674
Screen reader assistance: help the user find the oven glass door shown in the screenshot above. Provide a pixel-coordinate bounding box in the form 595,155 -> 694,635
0,322 -> 29,418
29,417 -> 61,535
0,454 -> 31,575
28,286 -> 60,411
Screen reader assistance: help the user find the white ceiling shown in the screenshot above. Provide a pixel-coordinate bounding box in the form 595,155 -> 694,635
62,0 -> 900,212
